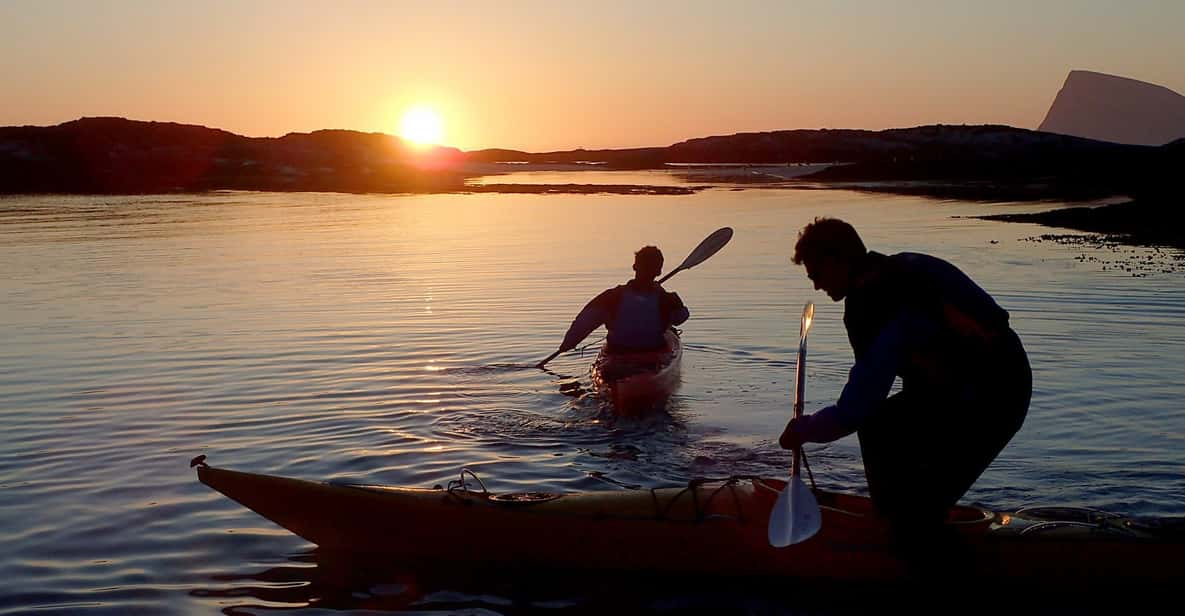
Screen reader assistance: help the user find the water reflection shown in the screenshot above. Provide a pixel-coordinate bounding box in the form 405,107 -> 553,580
193,548 -> 848,614
3,187 -> 1184,614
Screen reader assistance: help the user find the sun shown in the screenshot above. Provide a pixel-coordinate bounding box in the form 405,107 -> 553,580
399,106 -> 444,147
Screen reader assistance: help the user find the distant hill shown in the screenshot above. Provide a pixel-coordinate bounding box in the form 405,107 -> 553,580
1038,70 -> 1185,146
0,117 -> 466,194
2,117 -> 1181,200
769,124 -> 1164,201
468,124 -> 1150,171
469,124 -> 1176,201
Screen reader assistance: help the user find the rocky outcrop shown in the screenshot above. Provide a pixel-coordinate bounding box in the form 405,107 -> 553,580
980,197 -> 1185,250
1038,70 -> 1185,146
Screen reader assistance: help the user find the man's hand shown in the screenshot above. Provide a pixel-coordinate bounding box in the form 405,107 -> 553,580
779,417 -> 804,451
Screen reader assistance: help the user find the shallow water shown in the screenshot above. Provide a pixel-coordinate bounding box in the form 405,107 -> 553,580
1,179 -> 1183,613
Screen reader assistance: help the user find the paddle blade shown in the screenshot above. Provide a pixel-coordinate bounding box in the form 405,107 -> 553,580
800,302 -> 814,342
767,475 -> 822,548
677,227 -> 733,272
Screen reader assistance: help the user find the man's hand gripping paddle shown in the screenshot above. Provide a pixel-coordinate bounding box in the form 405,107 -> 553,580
768,301 -> 822,547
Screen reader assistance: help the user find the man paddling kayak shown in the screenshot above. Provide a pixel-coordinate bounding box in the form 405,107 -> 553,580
778,217 -> 1032,553
537,246 -> 689,368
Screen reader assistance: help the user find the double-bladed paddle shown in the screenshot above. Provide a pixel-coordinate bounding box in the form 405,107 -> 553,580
768,301 -> 822,547
536,227 -> 733,369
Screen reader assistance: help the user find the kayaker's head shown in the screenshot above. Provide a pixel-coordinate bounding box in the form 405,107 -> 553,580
633,245 -> 664,283
793,217 -> 866,301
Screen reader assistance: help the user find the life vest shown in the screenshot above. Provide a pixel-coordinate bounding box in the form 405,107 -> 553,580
606,282 -> 669,352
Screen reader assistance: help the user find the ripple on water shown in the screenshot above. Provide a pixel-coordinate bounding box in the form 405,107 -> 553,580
2,190 -> 1184,614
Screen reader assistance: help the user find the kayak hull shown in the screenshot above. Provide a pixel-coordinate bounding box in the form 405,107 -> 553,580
590,328 -> 682,415
196,463 -> 1184,584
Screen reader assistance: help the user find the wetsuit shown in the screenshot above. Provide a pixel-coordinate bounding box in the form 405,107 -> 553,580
793,252 -> 1032,530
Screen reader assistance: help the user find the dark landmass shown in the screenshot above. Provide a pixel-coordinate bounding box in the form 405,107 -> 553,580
474,124 -> 1182,202
1039,70 -> 1185,146
978,198 -> 1185,250
783,126 -> 1180,202
465,183 -> 704,195
0,117 -> 469,194
3,117 -> 1182,204
979,196 -> 1185,276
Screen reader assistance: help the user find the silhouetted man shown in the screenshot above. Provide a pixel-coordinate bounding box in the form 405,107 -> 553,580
538,246 -> 688,368
779,217 -> 1031,558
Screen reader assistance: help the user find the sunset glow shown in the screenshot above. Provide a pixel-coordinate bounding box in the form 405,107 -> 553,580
1,3 -> 1183,151
399,107 -> 444,147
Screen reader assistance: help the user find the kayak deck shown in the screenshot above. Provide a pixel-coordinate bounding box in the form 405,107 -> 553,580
194,459 -> 1184,584
590,328 -> 682,414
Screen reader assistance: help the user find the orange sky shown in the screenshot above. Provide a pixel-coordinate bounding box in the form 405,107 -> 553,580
2,1 -> 1183,152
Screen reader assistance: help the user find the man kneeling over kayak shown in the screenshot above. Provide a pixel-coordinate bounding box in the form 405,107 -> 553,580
537,246 -> 689,368
779,218 -> 1032,560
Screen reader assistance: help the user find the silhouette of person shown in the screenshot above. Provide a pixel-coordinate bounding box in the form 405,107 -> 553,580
538,246 -> 688,368
779,217 -> 1031,558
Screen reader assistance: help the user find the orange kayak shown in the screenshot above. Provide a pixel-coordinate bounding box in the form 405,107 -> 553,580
590,328 -> 682,415
194,459 -> 1184,585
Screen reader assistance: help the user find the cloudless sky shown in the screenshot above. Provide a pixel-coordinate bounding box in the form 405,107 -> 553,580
2,0 -> 1182,151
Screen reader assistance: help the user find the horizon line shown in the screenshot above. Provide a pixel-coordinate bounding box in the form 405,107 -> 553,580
5,115 -> 1047,155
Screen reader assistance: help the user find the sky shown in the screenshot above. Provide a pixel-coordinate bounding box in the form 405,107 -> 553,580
2,0 -> 1183,152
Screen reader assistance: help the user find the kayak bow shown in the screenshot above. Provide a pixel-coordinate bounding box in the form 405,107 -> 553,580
590,328 -> 682,415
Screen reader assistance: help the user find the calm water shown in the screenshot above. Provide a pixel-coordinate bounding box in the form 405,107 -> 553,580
2,178 -> 1183,613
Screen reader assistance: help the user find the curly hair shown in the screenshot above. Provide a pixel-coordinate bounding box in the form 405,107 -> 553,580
792,217 -> 866,266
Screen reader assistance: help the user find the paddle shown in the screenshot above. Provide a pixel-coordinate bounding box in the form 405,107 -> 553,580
657,226 -> 734,284
768,301 -> 822,547
536,227 -> 733,369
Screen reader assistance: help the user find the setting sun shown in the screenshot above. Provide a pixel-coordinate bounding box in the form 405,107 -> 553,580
399,106 -> 444,147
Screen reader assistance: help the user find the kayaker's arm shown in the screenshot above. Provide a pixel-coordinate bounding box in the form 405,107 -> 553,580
537,289 -> 616,368
663,291 -> 690,326
784,308 -> 934,445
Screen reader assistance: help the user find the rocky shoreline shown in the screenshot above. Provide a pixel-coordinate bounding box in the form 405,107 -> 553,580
462,183 -> 704,196
977,199 -> 1184,250
977,198 -> 1185,276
